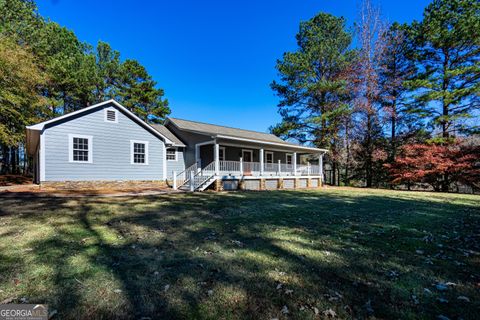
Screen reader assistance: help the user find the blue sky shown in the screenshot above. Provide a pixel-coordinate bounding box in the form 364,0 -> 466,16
37,0 -> 431,132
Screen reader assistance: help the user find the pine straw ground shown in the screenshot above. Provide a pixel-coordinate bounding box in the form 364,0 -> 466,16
0,188 -> 478,320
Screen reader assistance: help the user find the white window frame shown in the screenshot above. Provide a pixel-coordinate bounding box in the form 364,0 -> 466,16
68,134 -> 93,163
104,107 -> 118,123
166,148 -> 177,161
130,140 -> 149,165
219,147 -> 226,161
265,151 -> 274,168
241,149 -> 253,162
286,153 -> 293,169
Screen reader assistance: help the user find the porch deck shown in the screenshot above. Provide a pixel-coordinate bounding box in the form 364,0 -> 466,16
174,160 -> 323,191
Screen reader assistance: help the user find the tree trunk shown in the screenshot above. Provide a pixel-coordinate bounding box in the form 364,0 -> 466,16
391,113 -> 396,161
1,145 -> 10,174
11,147 -> 16,174
344,118 -> 351,186
332,161 -> 336,186
365,113 -> 373,188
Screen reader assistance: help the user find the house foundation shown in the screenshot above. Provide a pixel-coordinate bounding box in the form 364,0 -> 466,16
217,176 -> 322,191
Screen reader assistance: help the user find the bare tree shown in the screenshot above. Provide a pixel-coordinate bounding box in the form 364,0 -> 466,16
350,0 -> 388,187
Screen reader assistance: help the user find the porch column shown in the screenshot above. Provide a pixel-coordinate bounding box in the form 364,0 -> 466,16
260,148 -> 264,175
195,144 -> 201,167
214,142 -> 220,175
293,152 -> 297,175
319,153 -> 324,182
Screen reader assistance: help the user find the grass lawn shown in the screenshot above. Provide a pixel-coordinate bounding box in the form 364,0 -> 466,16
0,188 -> 479,319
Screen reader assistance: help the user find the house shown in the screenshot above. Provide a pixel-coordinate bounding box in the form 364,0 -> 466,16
26,100 -> 327,191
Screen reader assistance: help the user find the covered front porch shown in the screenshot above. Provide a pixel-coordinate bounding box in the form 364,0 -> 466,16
174,137 -> 326,191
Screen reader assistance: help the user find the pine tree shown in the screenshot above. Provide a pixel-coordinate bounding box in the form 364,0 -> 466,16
409,0 -> 480,139
378,23 -> 418,161
116,59 -> 170,123
270,13 -> 354,184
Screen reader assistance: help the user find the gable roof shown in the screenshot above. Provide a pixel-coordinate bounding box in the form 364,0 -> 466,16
26,100 -> 175,145
150,124 -> 185,147
167,117 -> 327,153
168,117 -> 285,143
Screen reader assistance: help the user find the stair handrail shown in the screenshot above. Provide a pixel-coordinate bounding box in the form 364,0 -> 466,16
191,161 -> 216,190
176,162 -> 198,187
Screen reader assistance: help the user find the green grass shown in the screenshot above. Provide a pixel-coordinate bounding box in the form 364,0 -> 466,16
0,188 -> 479,319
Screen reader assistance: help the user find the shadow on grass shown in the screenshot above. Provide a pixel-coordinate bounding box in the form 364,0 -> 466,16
0,190 -> 479,319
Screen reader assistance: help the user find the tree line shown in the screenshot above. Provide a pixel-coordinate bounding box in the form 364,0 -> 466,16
0,0 -> 170,174
271,0 -> 480,192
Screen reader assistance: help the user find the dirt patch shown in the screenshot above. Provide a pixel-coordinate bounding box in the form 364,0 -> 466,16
0,180 -> 178,197
0,174 -> 32,186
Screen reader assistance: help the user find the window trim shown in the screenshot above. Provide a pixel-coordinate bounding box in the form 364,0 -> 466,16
219,146 -> 226,161
130,140 -> 149,165
286,153 -> 293,168
166,148 -> 177,161
241,149 -> 253,162
265,151 -> 274,168
68,134 -> 93,164
265,151 -> 274,163
104,107 -> 118,123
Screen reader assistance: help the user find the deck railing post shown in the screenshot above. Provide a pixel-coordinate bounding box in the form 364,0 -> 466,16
293,152 -> 297,176
173,171 -> 177,190
319,153 -> 324,184
190,171 -> 195,191
307,162 -> 311,176
278,160 -> 281,175
260,148 -> 264,176
239,157 -> 243,175
214,142 -> 220,176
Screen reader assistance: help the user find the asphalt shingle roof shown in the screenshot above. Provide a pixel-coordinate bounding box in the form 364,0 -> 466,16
168,117 -> 289,144
150,124 -> 185,146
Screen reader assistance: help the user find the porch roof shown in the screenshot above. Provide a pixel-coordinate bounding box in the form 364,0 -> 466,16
167,117 -> 327,153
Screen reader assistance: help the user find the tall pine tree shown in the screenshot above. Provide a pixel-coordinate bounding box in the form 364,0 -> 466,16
409,0 -> 480,139
271,13 -> 353,184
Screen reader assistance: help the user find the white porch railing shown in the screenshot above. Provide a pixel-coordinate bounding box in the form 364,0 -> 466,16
217,160 -> 321,177
219,160 -> 241,175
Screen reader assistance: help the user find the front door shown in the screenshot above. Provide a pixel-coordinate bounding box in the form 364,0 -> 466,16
242,150 -> 253,162
242,150 -> 253,175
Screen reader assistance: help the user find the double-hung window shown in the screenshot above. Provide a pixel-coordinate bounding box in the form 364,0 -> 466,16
69,134 -> 92,163
131,140 -> 149,165
166,148 -> 177,161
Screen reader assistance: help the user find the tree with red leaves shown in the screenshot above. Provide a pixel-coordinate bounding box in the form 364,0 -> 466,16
385,140 -> 480,192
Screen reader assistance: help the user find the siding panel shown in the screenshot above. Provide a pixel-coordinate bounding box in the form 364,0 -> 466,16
244,180 -> 260,190
283,179 -> 294,189
265,179 -> 278,190
166,147 -> 186,179
43,104 -> 166,181
298,179 -> 307,188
